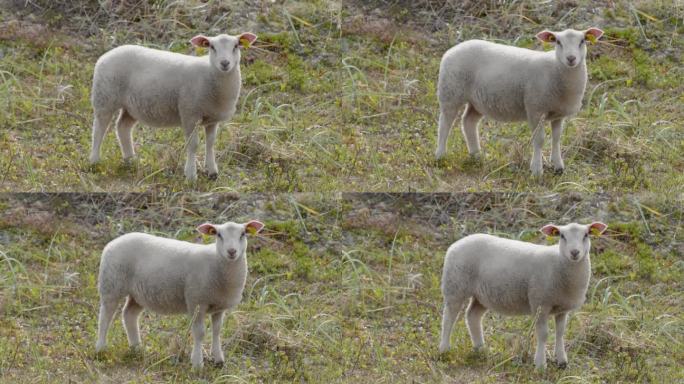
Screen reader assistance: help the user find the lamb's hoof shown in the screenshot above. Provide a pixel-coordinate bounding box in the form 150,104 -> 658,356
124,346 -> 143,359
210,358 -> 225,367
556,361 -> 568,369
87,161 -> 104,172
463,154 -> 483,168
120,157 -> 137,170
472,345 -> 486,354
554,167 -> 564,175
94,344 -> 106,355
207,172 -> 218,181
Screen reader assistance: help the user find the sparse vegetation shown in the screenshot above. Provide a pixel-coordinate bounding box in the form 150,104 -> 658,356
0,1 -> 681,193
0,193 -> 682,382
1,0 -> 682,382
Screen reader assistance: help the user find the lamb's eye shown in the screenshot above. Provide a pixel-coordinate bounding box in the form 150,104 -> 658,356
584,233 -> 589,239
233,44 -> 238,51
240,231 -> 246,239
556,40 -> 562,47
217,233 -> 222,239
580,39 -> 585,46
209,44 -> 215,51
560,234 -> 565,240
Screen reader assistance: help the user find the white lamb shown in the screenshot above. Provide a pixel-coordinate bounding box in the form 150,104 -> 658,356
89,32 -> 257,181
95,220 -> 265,369
435,28 -> 604,175
439,222 -> 607,369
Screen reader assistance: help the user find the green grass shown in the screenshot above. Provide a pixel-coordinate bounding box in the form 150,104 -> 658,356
0,1 -> 682,193
0,193 -> 682,383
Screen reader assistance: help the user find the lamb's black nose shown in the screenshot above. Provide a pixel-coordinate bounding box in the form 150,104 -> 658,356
570,250 -> 580,258
227,248 -> 236,257
566,56 -> 576,65
220,60 -> 230,69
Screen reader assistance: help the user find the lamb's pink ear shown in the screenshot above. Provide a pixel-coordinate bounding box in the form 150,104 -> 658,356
541,224 -> 560,236
536,30 -> 556,43
196,223 -> 217,235
584,28 -> 604,43
190,35 -> 211,48
588,222 -> 607,236
245,220 -> 264,234
238,32 -> 257,47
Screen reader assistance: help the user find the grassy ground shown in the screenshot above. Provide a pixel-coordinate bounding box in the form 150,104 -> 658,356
0,1 -> 682,193
0,193 -> 682,383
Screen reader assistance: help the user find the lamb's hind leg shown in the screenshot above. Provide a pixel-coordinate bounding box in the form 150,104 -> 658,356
439,294 -> 467,353
115,110 -> 138,161
465,298 -> 487,351
435,101 -> 461,159
90,109 -> 116,164
461,103 -> 483,157
95,296 -> 119,352
122,296 -> 143,349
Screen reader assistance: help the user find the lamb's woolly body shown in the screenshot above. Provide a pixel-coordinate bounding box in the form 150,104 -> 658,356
438,222 -> 606,370
438,41 -> 587,123
434,28 -> 602,176
91,46 -> 240,128
95,220 -> 263,369
98,233 -> 246,315
89,32 -> 256,181
441,234 -> 590,317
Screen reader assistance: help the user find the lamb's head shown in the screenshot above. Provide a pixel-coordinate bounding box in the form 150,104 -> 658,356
197,220 -> 264,261
541,222 -> 607,262
190,32 -> 258,73
536,28 -> 603,68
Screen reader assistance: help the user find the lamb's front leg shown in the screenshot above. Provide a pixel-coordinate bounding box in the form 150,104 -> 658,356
210,311 -> 225,364
527,114 -> 545,176
534,311 -> 549,370
181,117 -> 201,181
554,312 -> 568,368
550,119 -> 565,174
204,123 -> 219,179
189,306 -> 207,369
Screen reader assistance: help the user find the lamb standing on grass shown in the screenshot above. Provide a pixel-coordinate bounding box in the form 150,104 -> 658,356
434,28 -> 604,176
89,32 -> 257,181
95,220 -> 264,369
439,222 -> 607,369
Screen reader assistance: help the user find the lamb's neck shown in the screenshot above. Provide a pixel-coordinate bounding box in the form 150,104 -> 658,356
208,66 -> 241,105
554,61 -> 587,97
555,254 -> 592,295
214,250 -> 247,283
